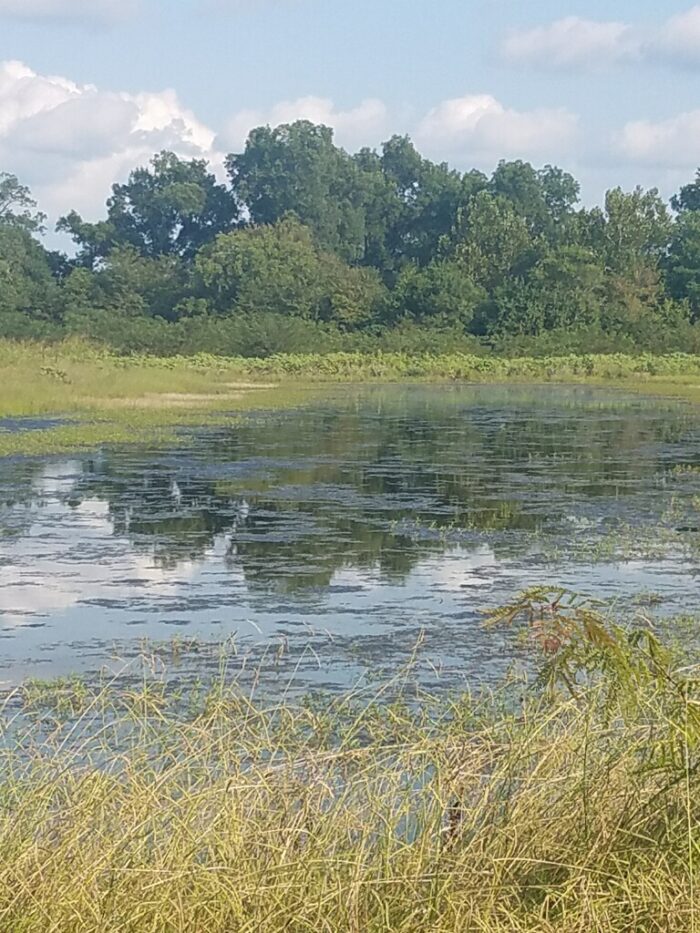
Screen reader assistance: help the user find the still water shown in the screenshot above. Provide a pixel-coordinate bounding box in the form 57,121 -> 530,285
2,384 -> 700,693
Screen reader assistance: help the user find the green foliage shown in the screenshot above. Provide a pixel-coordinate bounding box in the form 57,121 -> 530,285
0,171 -> 45,231
197,216 -> 386,327
6,127 -> 700,353
667,211 -> 700,319
227,121 -> 367,262
489,159 -> 579,240
62,246 -> 190,322
0,226 -> 58,322
451,191 -> 537,292
197,217 -> 326,317
392,259 -> 485,327
58,151 -> 237,264
484,246 -> 605,336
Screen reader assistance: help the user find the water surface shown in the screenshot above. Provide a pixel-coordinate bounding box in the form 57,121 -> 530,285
2,384 -> 700,693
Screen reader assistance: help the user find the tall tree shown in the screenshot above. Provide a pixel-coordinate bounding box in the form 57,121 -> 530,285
600,187 -> 670,277
489,160 -> 579,241
227,122 -> 366,262
672,169 -> 700,214
0,226 -> 57,321
58,151 -> 237,265
666,211 -> 700,319
0,173 -> 45,232
372,136 -> 485,274
196,216 -> 384,327
452,191 -> 536,291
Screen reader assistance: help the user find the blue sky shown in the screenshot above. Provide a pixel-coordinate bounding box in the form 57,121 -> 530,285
2,0 -> 700,227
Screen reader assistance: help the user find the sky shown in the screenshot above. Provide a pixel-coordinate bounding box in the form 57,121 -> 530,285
3,0 -> 700,231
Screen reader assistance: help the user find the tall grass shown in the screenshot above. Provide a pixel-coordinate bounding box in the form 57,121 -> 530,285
2,591 -> 700,931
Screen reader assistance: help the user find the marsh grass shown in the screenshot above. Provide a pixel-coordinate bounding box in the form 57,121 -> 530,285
0,340 -> 299,457
2,592 -> 700,931
5,339 -> 700,457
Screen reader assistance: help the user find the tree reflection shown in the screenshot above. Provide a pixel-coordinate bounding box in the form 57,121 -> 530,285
6,386 -> 699,593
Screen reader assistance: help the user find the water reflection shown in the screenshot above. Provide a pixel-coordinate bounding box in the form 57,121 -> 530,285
1,385 -> 700,688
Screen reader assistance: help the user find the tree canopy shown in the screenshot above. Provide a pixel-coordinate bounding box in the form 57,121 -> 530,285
4,121 -> 700,355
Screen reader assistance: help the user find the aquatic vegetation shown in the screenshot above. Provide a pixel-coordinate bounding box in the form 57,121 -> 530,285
6,339 -> 700,457
1,594 -> 700,931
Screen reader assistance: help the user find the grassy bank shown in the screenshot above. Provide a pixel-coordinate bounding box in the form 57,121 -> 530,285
2,591 -> 699,932
0,340 -> 290,456
7,341 -> 700,418
4,340 -> 700,456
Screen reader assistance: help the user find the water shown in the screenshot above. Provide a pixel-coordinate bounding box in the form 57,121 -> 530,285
2,384 -> 700,694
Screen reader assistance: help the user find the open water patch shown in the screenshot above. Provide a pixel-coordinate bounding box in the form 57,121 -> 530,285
1,384 -> 700,692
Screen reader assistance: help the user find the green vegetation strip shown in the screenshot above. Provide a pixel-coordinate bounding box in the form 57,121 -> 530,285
4,341 -> 700,456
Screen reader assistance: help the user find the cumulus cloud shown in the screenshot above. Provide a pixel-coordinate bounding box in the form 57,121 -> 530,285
1,61 -> 586,224
616,110 -> 700,168
503,7 -> 700,71
0,60 -> 217,223
502,16 -> 638,69
218,96 -> 388,151
415,93 -> 578,163
652,6 -> 700,66
0,0 -> 138,23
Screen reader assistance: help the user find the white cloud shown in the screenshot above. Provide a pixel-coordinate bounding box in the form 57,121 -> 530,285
416,93 -> 578,163
1,62 -> 585,225
219,96 -> 388,151
502,16 -> 638,69
0,60 -> 217,223
503,7 -> 700,72
0,0 -> 138,22
652,5 -> 700,66
616,110 -> 700,168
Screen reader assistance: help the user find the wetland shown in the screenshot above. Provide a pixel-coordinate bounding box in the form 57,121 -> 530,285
3,381 -> 700,693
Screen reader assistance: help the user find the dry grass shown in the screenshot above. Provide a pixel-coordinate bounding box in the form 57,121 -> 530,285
2,594 -> 700,932
80,392 -> 246,410
0,340 -> 255,418
0,340 -> 295,456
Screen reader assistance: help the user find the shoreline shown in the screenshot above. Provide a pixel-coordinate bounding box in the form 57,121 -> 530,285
4,340 -> 700,456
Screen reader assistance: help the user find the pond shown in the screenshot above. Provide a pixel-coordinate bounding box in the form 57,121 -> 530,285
2,383 -> 700,694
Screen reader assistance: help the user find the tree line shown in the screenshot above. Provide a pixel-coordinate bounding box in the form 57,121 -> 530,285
3,120 -> 700,355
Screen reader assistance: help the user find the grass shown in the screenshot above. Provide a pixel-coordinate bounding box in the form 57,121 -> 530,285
5,338 -> 700,456
0,592 -> 699,931
0,339 -> 305,457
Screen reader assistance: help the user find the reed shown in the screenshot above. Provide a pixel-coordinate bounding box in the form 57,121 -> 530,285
2,590 -> 700,932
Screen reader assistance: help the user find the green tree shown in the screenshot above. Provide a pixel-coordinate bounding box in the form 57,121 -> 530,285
392,260 -> 484,328
58,152 -> 237,265
227,122 -> 366,262
61,247 -> 189,323
0,173 -> 56,328
319,254 -> 387,328
452,191 -> 537,292
486,245 -> 605,336
0,173 -> 45,232
600,187 -> 671,276
371,136 -> 485,274
671,169 -> 700,213
489,160 -> 579,241
197,217 -> 384,327
666,211 -> 700,319
0,226 -> 57,325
